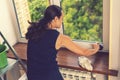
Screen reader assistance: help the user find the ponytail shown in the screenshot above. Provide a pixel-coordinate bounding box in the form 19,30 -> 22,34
25,18 -> 48,40
26,5 -> 62,40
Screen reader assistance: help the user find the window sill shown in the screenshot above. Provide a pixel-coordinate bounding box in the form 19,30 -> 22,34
7,43 -> 118,76
57,48 -> 118,76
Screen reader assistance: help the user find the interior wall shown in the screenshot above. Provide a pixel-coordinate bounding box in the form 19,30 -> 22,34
109,0 -> 120,80
0,0 -> 120,80
0,0 -> 17,45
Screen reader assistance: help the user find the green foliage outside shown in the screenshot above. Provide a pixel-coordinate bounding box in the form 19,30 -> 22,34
61,0 -> 103,42
28,0 -> 103,42
27,0 -> 49,22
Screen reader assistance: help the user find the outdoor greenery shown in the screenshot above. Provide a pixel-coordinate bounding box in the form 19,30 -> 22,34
61,0 -> 103,42
28,0 -> 103,42
27,0 -> 49,22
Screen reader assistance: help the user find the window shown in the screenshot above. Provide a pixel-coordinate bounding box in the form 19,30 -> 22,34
13,0 -> 109,50
60,0 -> 103,42
12,0 -> 49,38
59,0 -> 109,50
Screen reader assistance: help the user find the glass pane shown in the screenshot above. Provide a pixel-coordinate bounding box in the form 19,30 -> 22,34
13,0 -> 49,37
61,0 -> 103,42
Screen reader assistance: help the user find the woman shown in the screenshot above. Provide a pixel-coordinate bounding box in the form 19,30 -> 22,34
26,5 -> 99,80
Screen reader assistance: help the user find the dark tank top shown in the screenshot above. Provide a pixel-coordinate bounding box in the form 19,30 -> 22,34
27,29 -> 63,80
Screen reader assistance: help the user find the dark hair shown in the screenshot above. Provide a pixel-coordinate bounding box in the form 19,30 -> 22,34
25,5 -> 62,40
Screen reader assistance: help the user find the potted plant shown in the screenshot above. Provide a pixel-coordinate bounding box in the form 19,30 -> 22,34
0,44 -> 8,68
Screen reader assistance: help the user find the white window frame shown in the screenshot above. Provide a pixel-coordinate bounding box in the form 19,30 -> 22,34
12,0 -> 51,43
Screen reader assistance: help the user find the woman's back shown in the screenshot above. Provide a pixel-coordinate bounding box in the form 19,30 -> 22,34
27,29 -> 63,80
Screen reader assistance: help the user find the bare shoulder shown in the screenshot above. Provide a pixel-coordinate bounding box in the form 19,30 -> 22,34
59,34 -> 71,40
55,34 -> 71,50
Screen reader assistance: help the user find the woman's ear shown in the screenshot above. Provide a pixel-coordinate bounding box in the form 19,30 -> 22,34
54,16 -> 59,22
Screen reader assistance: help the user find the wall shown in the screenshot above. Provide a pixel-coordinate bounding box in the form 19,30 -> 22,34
0,0 -> 17,45
109,0 -> 120,80
0,0 -> 120,80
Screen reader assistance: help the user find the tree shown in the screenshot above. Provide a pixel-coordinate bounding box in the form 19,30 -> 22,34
61,0 -> 103,42
27,0 -> 49,22
28,0 -> 103,42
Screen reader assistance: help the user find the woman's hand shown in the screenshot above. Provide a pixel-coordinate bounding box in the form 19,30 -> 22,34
92,43 -> 100,52
84,43 -> 100,56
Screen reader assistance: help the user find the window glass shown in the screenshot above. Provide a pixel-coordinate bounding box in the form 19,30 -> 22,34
13,0 -> 49,37
61,0 -> 103,42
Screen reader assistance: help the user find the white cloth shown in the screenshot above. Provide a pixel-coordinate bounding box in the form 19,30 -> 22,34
78,56 -> 93,71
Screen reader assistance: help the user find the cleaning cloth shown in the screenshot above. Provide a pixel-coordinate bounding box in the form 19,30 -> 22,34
78,56 -> 93,71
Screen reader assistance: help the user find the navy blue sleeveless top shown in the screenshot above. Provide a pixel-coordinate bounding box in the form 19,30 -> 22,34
27,29 -> 63,80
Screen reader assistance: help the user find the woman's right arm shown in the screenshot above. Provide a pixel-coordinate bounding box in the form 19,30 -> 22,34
55,34 -> 99,56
